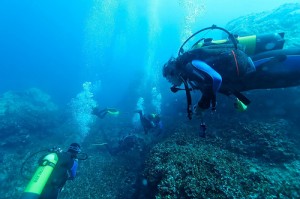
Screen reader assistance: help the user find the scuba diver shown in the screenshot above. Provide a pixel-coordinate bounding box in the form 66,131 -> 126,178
21,143 -> 87,199
163,25 -> 300,118
106,134 -> 145,155
92,107 -> 120,119
134,110 -> 163,134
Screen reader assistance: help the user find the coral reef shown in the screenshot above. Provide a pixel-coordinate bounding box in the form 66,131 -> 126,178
210,119 -> 297,163
144,120 -> 300,198
59,154 -> 140,199
0,88 -> 59,149
225,3 -> 300,49
0,153 -> 28,198
3,113 -> 300,198
58,125 -> 148,199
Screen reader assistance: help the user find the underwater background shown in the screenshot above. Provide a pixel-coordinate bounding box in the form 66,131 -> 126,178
0,0 -> 300,198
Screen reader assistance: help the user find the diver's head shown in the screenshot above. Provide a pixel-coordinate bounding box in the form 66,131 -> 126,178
162,57 -> 183,86
68,143 -> 81,154
151,113 -> 160,123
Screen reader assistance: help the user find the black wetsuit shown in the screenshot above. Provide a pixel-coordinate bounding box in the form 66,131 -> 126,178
177,44 -> 253,109
239,49 -> 300,91
175,45 -> 300,108
92,108 -> 109,119
107,134 -> 143,155
136,110 -> 161,134
40,152 -> 77,199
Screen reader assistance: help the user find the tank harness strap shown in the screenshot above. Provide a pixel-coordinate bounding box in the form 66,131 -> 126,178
180,76 -> 193,120
41,160 -> 56,168
231,50 -> 239,76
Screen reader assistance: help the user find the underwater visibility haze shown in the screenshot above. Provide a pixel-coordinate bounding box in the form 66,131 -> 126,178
0,0 -> 300,198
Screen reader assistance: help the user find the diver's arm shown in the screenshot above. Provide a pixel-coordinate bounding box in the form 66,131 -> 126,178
191,60 -> 222,94
190,60 -> 222,110
143,125 -> 148,134
92,107 -> 105,117
99,111 -> 108,119
68,159 -> 78,180
134,110 -> 143,120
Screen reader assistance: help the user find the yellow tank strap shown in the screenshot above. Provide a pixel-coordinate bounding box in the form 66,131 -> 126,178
237,35 -> 256,55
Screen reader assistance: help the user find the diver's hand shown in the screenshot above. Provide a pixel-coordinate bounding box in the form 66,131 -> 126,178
170,86 -> 179,93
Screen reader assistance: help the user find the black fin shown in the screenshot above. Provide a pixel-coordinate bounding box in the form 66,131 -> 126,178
232,90 -> 251,105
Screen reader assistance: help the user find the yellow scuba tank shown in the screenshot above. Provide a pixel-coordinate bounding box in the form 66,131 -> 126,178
21,152 -> 59,199
193,32 -> 285,55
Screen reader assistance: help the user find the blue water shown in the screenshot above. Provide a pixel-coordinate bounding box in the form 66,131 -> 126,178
1,1 -> 300,198
0,0 -> 298,107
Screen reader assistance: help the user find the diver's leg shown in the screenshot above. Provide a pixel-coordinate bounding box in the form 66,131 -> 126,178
198,93 -> 212,110
99,111 -> 108,119
242,50 -> 300,91
143,126 -> 148,134
92,108 -> 107,118
134,110 -> 143,120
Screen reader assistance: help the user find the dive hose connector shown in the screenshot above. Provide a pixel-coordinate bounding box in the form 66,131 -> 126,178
48,146 -> 62,153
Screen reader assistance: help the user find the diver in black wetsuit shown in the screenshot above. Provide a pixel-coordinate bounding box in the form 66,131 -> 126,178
107,134 -> 145,155
163,25 -> 300,118
92,107 -> 120,119
134,110 -> 163,134
239,49 -> 300,91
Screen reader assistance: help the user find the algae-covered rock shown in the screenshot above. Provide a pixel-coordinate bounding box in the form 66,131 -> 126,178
225,3 -> 300,49
0,88 -> 59,147
144,132 -> 258,198
212,119 -> 297,163
143,123 -> 300,198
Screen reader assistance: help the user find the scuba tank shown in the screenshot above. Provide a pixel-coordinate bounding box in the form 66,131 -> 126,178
20,145 -> 88,199
20,149 -> 60,199
192,32 -> 285,56
237,33 -> 284,55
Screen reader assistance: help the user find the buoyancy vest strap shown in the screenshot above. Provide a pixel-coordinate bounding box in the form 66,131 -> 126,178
180,76 -> 193,120
43,160 -> 56,168
231,50 -> 239,76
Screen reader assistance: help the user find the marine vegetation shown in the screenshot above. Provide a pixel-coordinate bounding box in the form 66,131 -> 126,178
144,119 -> 300,198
